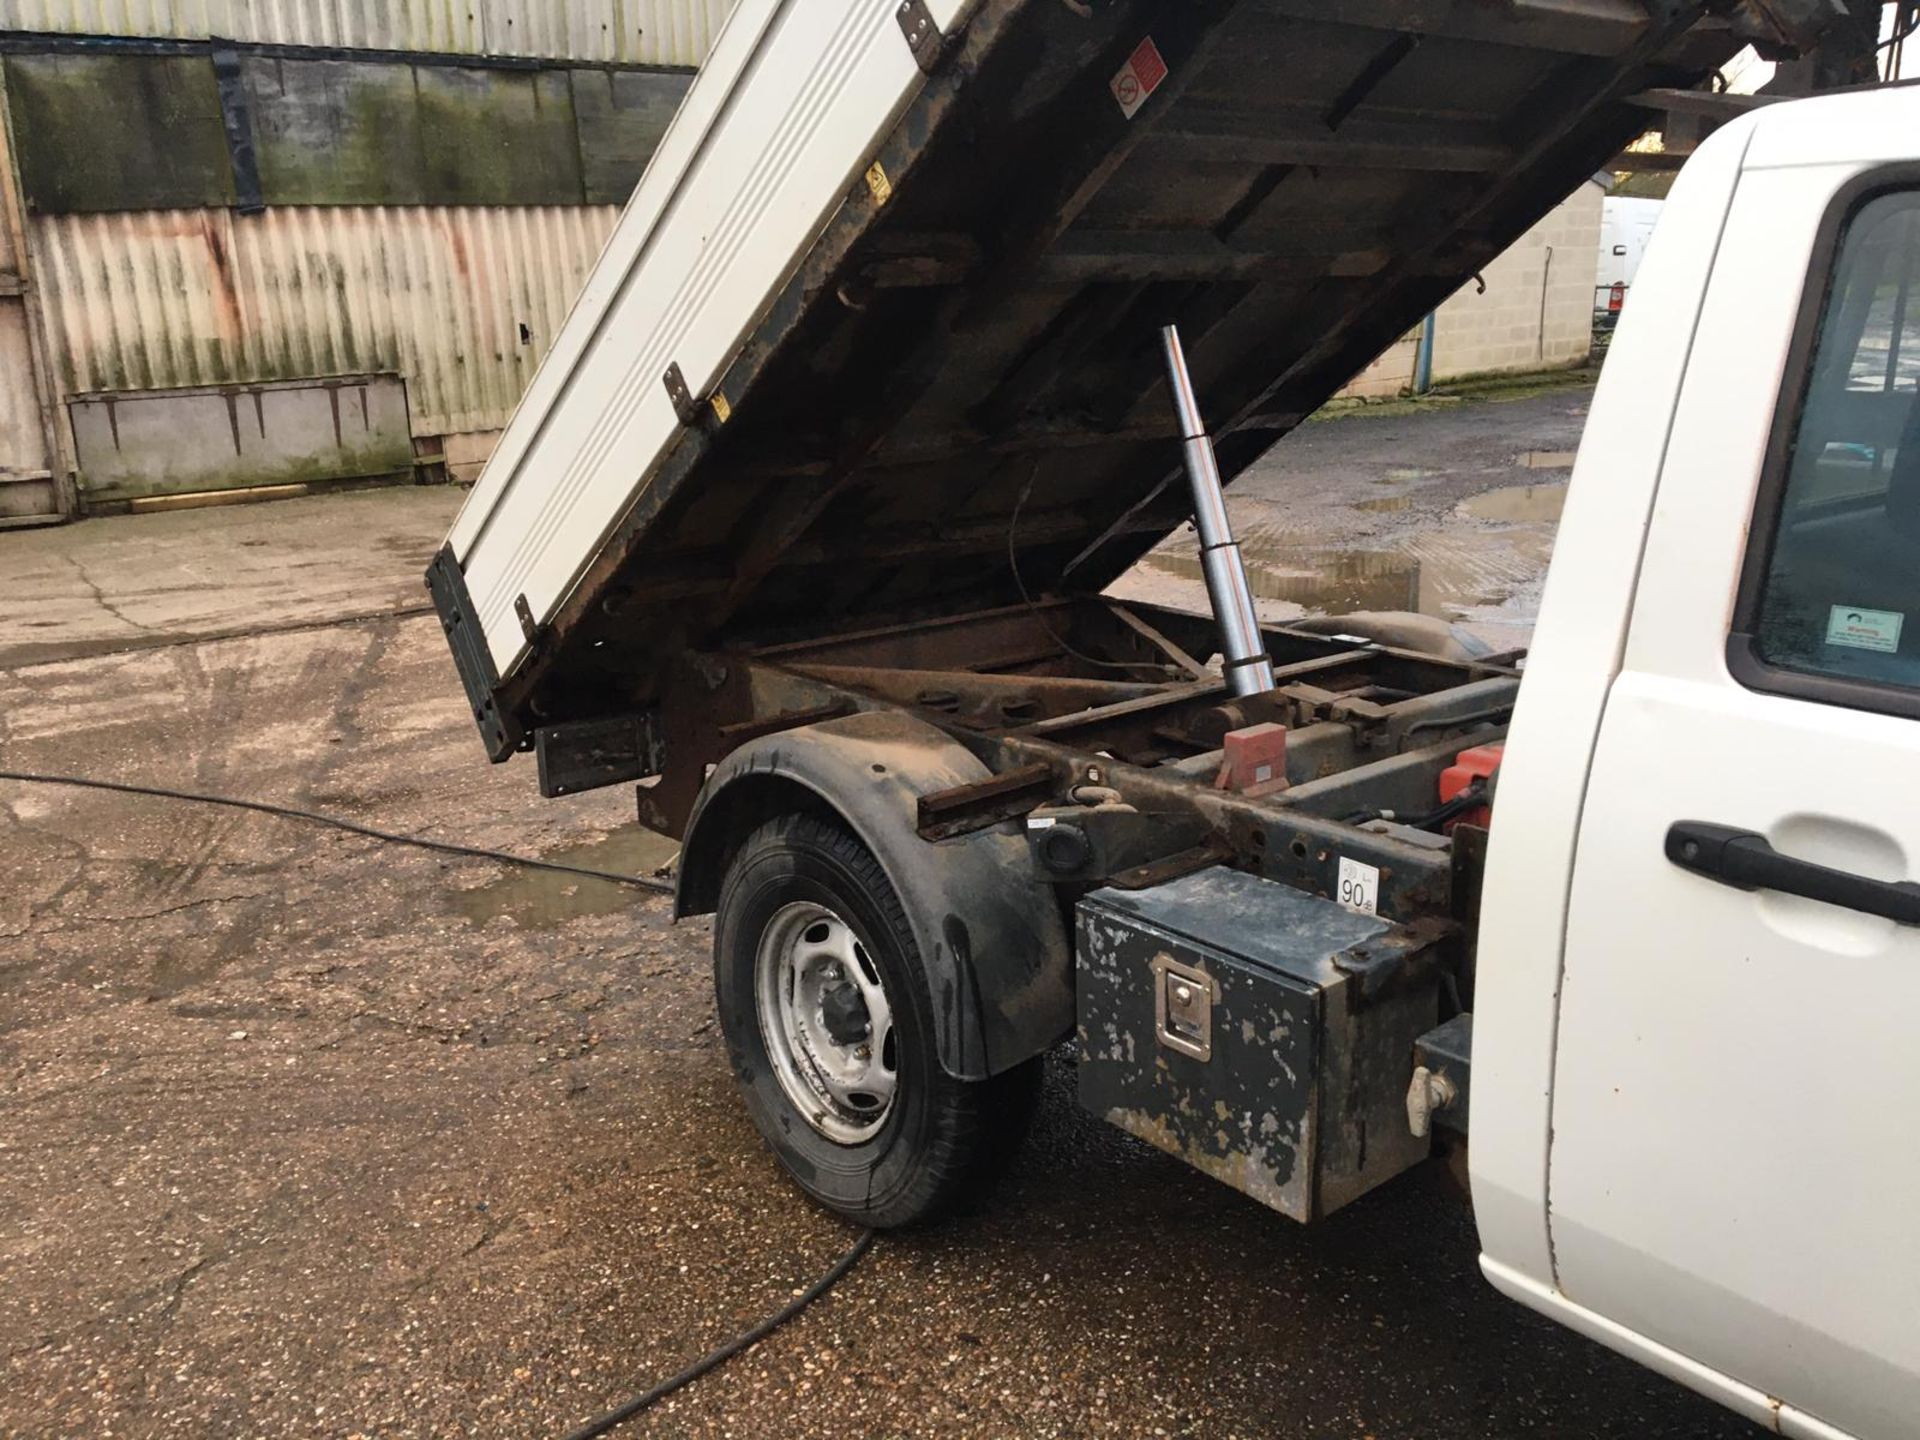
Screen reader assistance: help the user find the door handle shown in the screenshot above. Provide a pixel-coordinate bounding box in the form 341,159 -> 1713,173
1666,821 -> 1920,926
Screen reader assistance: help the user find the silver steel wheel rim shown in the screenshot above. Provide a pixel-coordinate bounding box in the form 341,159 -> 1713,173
754,901 -> 898,1145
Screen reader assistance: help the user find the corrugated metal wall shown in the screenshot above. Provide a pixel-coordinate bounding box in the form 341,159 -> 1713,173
0,0 -> 733,66
2,1 -> 736,503
31,205 -> 623,437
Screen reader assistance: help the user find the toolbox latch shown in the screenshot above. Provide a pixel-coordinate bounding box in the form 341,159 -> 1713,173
1151,952 -> 1219,1062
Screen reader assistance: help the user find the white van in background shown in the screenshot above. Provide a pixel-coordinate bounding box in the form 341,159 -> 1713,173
1596,194 -> 1665,325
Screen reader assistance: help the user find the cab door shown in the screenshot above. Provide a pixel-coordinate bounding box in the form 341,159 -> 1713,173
1548,159 -> 1920,1439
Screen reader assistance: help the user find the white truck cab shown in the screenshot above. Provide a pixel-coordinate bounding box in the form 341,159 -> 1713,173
1476,85 -> 1920,1440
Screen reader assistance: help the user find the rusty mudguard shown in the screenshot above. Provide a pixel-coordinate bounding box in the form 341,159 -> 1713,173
674,710 -> 1074,1081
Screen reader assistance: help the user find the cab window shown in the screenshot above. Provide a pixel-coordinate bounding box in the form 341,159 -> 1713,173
1747,189 -> 1920,694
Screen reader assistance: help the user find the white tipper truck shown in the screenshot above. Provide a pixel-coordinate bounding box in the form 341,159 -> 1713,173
424,3 -> 1918,1433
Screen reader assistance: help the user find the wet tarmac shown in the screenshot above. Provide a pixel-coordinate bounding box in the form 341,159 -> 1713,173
0,383 -> 1768,1438
1458,484 -> 1569,524
1108,383 -> 1594,651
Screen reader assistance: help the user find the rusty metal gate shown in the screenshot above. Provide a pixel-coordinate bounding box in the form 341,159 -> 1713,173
0,71 -> 61,528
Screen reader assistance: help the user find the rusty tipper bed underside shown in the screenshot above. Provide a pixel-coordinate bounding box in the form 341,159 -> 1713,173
431,0 -> 1809,761
540,597 -> 1517,953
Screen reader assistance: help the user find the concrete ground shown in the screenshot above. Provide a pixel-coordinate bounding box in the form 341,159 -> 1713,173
0,487 -> 455,670
1,388 -> 1766,1438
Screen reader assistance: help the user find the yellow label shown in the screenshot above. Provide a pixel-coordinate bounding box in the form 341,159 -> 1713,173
865,163 -> 893,206
709,392 -> 732,425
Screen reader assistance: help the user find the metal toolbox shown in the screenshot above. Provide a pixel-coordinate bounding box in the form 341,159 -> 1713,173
1076,867 -> 1443,1222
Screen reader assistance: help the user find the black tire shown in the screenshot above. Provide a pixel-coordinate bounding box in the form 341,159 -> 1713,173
713,811 -> 1041,1228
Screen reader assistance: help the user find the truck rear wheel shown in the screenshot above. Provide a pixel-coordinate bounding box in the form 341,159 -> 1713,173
713,811 -> 1040,1228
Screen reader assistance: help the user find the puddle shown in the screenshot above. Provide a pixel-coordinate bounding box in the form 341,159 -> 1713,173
454,826 -> 680,931
1149,544 -> 1421,613
1459,483 -> 1568,524
1353,495 -> 1415,514
1146,520 -> 1554,621
1518,449 -> 1577,470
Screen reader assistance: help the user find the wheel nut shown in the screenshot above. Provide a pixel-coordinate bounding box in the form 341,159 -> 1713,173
819,979 -> 871,1046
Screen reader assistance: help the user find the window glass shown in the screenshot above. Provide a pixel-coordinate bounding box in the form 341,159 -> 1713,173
1753,191 -> 1920,689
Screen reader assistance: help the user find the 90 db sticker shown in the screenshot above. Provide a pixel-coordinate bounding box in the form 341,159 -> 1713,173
1337,856 -> 1380,917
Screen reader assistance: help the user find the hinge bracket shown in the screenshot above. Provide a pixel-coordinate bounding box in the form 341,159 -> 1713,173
896,0 -> 944,74
663,362 -> 700,426
664,362 -> 732,428
514,594 -> 541,647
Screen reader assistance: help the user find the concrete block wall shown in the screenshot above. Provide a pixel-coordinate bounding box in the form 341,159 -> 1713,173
1340,331 -> 1420,398
1334,180 -> 1604,401
1431,179 -> 1604,379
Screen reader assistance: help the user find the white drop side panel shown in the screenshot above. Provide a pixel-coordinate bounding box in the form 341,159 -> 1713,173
448,0 -> 969,678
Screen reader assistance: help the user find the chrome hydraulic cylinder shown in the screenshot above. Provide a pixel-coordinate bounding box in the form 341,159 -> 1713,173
1161,324 -> 1275,697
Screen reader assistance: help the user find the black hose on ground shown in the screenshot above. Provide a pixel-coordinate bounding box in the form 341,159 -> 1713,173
0,770 -> 676,895
556,1229 -> 876,1440
2,766 -> 879,1433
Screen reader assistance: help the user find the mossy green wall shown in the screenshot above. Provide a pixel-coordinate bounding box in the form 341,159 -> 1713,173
3,49 -> 690,213
6,53 -> 236,211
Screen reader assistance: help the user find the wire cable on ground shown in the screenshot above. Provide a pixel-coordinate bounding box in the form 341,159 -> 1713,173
557,1229 -> 876,1440
0,770 -> 675,895
7,766 -> 875,1432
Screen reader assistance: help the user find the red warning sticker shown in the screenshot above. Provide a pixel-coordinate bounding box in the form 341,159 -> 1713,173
1111,36 -> 1169,120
